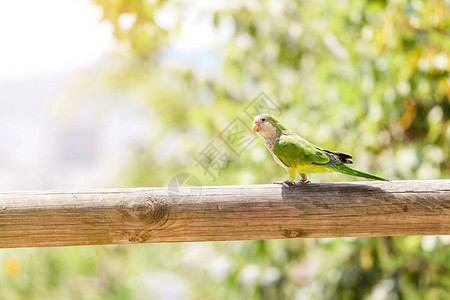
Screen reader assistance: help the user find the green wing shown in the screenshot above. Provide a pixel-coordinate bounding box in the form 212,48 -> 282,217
272,132 -> 329,167
273,132 -> 353,168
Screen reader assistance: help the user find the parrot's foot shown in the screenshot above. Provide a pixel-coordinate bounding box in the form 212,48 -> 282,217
272,180 -> 295,188
294,179 -> 311,185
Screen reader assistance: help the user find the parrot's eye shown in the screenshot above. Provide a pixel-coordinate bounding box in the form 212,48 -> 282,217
261,118 -> 266,122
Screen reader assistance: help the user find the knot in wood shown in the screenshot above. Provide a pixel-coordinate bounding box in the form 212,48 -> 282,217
128,236 -> 145,243
282,229 -> 307,238
119,194 -> 169,226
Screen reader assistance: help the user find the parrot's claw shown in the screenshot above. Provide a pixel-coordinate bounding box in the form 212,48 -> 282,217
283,182 -> 293,188
294,179 -> 311,186
272,180 -> 295,188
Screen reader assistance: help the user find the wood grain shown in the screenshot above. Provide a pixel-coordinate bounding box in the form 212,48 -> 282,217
0,180 -> 449,248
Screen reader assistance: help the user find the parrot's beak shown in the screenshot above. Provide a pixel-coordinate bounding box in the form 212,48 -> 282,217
252,123 -> 259,133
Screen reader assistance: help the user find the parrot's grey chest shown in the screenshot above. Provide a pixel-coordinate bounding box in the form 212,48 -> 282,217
264,138 -> 288,170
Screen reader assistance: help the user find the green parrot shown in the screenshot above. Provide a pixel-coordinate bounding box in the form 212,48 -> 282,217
252,114 -> 387,186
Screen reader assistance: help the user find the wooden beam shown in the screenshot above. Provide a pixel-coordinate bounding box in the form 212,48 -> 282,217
0,180 -> 449,248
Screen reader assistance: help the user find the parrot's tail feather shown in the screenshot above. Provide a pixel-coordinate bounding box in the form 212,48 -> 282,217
327,164 -> 388,181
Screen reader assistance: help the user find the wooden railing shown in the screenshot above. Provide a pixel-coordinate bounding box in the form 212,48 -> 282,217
0,180 -> 448,248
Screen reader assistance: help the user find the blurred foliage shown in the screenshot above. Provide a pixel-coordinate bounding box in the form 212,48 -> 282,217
93,0 -> 449,187
2,0 -> 449,299
2,237 -> 450,299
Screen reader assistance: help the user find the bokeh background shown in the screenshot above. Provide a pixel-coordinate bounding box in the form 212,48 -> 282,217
0,0 -> 449,299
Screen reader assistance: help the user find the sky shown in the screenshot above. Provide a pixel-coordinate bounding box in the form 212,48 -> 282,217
0,0 -> 223,80
0,0 -> 114,80
0,0 -> 122,190
0,0 -> 223,191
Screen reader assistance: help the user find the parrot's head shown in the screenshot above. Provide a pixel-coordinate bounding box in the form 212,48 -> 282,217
252,114 -> 281,139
